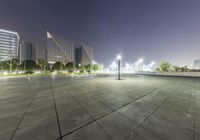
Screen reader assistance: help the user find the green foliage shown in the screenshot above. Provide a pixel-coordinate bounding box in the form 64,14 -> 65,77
173,65 -> 180,72
180,66 -> 189,72
68,69 -> 74,73
0,59 -> 20,71
24,70 -> 34,75
79,69 -> 84,73
155,67 -> 160,71
36,59 -> 45,70
22,60 -> 36,70
159,62 -> 171,72
0,61 -> 10,70
93,64 -> 101,72
12,59 -> 20,70
65,62 -> 74,70
85,64 -> 93,71
52,61 -> 64,70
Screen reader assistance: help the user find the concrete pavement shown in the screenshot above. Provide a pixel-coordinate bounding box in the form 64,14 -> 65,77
0,75 -> 199,140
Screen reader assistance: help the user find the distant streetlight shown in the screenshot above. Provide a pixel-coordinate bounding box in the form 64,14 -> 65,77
117,54 -> 121,80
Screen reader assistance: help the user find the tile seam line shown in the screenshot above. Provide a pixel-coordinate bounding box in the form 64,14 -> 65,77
49,76 -> 63,140
58,80 -> 173,139
9,76 -> 42,140
124,81 -> 187,140
58,92 -> 114,140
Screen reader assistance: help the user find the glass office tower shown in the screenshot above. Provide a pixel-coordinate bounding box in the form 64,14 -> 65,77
0,29 -> 19,61
47,32 -> 74,64
19,41 -> 37,63
75,43 -> 94,66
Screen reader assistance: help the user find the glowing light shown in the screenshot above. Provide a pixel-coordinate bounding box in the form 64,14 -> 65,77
92,61 -> 97,64
138,58 -> 143,64
52,71 -> 57,75
111,61 -> 117,67
149,61 -> 155,67
125,63 -> 130,68
3,71 -> 8,75
117,54 -> 121,60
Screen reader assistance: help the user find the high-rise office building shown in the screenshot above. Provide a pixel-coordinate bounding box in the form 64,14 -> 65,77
47,32 -> 74,64
193,59 -> 200,69
19,41 -> 37,63
0,29 -> 19,61
75,43 -> 94,66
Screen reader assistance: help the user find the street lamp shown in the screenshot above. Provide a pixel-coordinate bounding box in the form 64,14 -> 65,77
117,54 -> 121,80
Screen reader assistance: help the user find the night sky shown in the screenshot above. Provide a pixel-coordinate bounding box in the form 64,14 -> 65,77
0,0 -> 200,66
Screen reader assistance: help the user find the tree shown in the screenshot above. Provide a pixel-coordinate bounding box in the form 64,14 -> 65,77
0,60 -> 9,70
85,64 -> 92,70
65,62 -> 74,70
93,64 -> 101,72
159,62 -> 171,72
85,64 -> 93,73
52,61 -> 64,71
36,59 -> 45,70
173,65 -> 180,72
12,59 -> 20,71
22,60 -> 36,70
180,66 -> 189,72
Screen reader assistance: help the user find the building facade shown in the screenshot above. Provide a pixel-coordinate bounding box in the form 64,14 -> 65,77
193,59 -> 200,69
47,32 -> 74,65
0,29 -> 19,61
19,41 -> 37,63
75,43 -> 94,66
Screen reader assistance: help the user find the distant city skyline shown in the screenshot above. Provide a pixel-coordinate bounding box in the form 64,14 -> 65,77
0,0 -> 200,66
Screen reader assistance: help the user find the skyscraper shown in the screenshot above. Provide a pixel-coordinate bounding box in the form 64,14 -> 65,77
193,59 -> 200,69
0,29 -> 19,61
75,43 -> 94,66
47,32 -> 74,64
19,41 -> 37,63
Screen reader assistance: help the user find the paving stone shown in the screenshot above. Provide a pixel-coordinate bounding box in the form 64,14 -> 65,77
97,112 -> 137,140
154,107 -> 194,130
0,115 -> 22,135
19,106 -> 56,128
62,122 -> 111,140
118,104 -> 154,126
101,97 -> 133,110
126,126 -> 162,140
59,107 -> 94,135
12,119 -> 59,140
80,101 -> 113,119
0,76 -> 198,140
0,131 -> 13,140
142,115 -> 194,140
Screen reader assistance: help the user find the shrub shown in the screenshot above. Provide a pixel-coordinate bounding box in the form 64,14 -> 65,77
79,70 -> 84,73
68,69 -> 74,73
24,70 -> 34,75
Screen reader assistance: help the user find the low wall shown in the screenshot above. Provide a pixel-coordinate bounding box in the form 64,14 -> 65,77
137,71 -> 200,78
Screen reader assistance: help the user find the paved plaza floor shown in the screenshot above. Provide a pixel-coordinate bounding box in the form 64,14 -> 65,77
0,74 -> 200,140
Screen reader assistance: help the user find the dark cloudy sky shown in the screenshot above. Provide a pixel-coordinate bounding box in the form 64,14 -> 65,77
0,0 -> 200,66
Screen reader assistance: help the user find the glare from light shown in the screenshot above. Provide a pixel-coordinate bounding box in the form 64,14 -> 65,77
138,58 -> 143,64
125,63 -> 130,68
111,61 -> 117,67
3,71 -> 8,75
117,54 -> 121,60
134,58 -> 144,66
149,61 -> 155,66
92,61 -> 97,64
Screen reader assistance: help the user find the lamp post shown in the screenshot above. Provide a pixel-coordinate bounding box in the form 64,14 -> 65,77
117,54 -> 121,80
